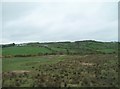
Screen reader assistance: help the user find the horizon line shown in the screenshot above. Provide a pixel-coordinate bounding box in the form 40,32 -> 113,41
1,39 -> 119,45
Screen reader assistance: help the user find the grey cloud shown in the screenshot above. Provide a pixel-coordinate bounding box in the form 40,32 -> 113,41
2,2 -> 118,44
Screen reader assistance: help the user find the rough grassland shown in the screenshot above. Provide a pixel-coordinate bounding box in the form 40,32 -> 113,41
2,41 -> 119,87
2,55 -> 66,72
2,54 -> 118,87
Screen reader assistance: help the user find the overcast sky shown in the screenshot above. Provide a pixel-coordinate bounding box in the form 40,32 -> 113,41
2,1 -> 118,44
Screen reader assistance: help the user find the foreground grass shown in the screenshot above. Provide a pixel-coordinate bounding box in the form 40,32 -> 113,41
2,54 -> 118,87
2,55 -> 66,72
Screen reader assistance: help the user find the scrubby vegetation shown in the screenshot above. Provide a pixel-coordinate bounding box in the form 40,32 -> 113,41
2,40 -> 119,87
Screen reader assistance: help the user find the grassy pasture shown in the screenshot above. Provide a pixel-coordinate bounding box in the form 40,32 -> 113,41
2,55 -> 66,72
2,41 -> 118,57
2,46 -> 53,56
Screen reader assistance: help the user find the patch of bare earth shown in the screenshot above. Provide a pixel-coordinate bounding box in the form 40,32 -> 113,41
0,55 -> 3,58
80,62 -> 94,66
12,70 -> 30,74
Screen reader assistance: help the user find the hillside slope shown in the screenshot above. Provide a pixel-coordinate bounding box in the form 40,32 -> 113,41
2,40 -> 118,57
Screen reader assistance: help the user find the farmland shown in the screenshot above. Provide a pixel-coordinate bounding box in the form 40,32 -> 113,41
2,41 -> 118,57
2,40 -> 119,87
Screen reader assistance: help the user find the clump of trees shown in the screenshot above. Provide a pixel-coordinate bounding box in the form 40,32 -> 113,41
2,43 -> 15,48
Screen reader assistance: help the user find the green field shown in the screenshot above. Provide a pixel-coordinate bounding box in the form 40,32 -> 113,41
2,40 -> 119,87
2,46 -> 53,56
2,41 -> 118,57
2,55 -> 66,72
